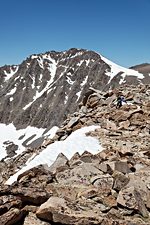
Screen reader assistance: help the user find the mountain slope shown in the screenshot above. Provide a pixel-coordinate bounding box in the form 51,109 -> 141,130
0,84 -> 150,225
0,48 -> 148,131
0,48 -> 149,161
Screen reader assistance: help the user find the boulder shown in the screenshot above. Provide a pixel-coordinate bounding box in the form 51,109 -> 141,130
117,187 -> 149,218
0,208 -> 24,225
49,153 -> 69,174
23,212 -> 50,225
36,196 -> 103,224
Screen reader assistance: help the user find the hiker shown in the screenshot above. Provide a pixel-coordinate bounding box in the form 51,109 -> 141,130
116,95 -> 126,108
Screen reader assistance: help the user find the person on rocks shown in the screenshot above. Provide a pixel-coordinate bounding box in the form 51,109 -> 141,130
116,95 -> 126,108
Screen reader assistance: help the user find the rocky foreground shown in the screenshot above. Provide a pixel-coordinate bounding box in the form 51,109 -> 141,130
0,84 -> 150,224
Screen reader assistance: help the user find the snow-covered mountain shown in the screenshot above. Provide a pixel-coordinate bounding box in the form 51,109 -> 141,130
0,48 -> 149,161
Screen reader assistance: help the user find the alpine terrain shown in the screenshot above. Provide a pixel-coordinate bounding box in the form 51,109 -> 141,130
0,48 -> 150,224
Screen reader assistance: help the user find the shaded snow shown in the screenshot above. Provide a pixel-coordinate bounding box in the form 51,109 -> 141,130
0,124 -> 58,161
6,125 -> 102,185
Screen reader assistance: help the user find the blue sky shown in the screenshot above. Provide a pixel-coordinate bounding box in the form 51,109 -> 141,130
0,0 -> 150,67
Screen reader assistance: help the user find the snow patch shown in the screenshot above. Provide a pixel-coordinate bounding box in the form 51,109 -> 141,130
66,76 -> 75,85
64,93 -> 68,104
0,124 -> 58,161
100,55 -> 144,83
37,57 -> 44,69
81,75 -> 88,87
6,125 -> 102,185
4,66 -> 19,81
76,91 -> 81,101
9,97 -> 13,102
77,60 -> 84,67
6,86 -> 17,95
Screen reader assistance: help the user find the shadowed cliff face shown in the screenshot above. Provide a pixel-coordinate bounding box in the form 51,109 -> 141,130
0,48 -> 149,130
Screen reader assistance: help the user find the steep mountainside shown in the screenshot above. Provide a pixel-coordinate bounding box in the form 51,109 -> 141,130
0,84 -> 150,225
0,48 -> 149,131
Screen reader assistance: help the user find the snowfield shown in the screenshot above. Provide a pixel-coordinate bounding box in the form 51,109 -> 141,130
6,125 -> 102,185
100,54 -> 144,83
0,123 -> 58,160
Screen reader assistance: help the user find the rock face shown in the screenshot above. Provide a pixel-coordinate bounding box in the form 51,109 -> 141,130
0,84 -> 150,224
0,48 -> 149,130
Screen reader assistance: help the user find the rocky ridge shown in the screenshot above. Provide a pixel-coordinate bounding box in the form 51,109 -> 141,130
0,48 -> 149,131
0,84 -> 150,224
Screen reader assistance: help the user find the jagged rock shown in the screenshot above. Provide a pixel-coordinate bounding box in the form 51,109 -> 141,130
79,151 -> 93,163
56,162 -> 102,185
114,161 -> 132,174
55,128 -> 66,137
0,195 -> 22,215
113,171 -> 130,191
86,94 -> 100,108
17,165 -> 54,185
117,187 -> 149,218
67,117 -> 79,128
0,208 -> 24,225
77,187 -> 99,199
11,187 -> 50,205
119,120 -> 130,129
79,106 -> 87,114
96,162 -> 112,174
111,110 -> 131,122
69,152 -> 81,167
23,212 -> 50,225
48,153 -> 69,174
90,174 -> 113,193
106,120 -> 117,131
36,196 -> 103,224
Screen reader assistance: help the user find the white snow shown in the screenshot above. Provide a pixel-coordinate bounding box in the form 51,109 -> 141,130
6,86 -> 17,95
4,66 -> 19,81
66,76 -> 75,85
77,59 -> 90,67
37,57 -> 44,69
42,54 -> 57,79
76,91 -> 81,101
100,55 -> 144,83
69,51 -> 83,59
31,55 -> 38,59
77,60 -> 84,67
43,126 -> 59,139
28,74 -> 35,89
64,92 -> 68,104
85,59 -> 90,66
23,55 -> 58,109
6,125 -> 102,185
81,75 -> 88,87
75,75 -> 88,101
9,97 -> 13,102
0,123 -> 58,161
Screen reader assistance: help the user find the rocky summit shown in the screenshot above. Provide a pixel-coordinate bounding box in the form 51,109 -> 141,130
0,83 -> 150,225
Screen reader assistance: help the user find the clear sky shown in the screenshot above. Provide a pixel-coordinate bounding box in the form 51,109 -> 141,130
0,0 -> 150,67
